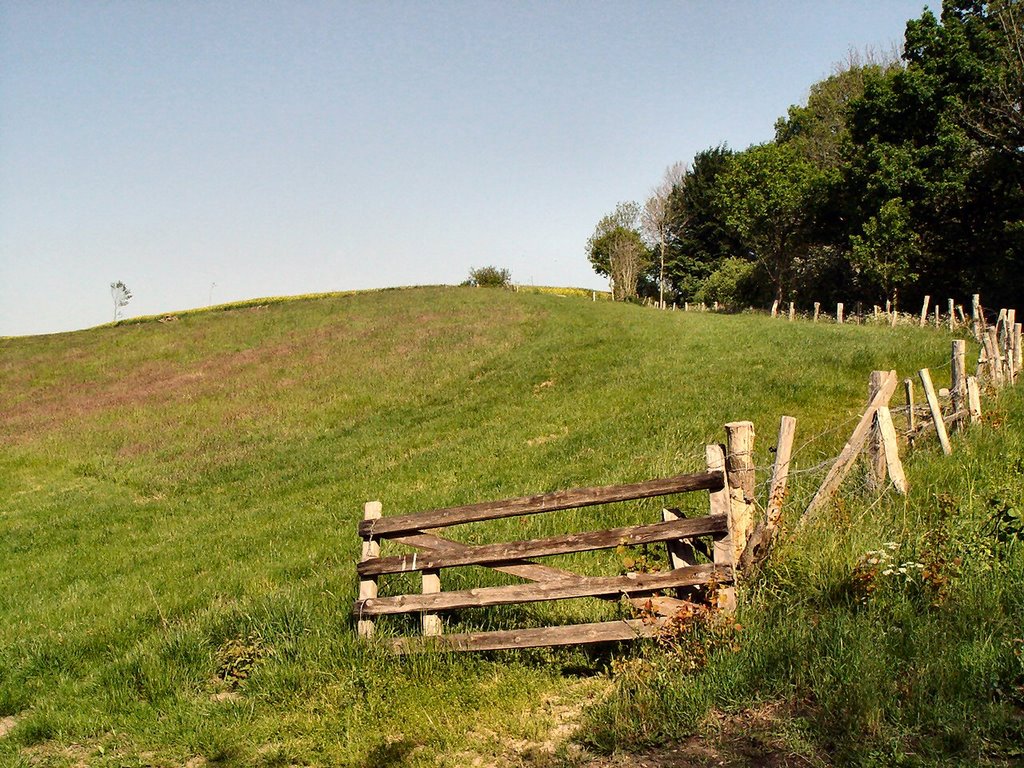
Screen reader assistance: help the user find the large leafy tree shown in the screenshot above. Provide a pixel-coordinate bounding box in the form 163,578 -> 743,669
843,0 -> 1024,306
714,142 -> 821,304
662,146 -> 740,300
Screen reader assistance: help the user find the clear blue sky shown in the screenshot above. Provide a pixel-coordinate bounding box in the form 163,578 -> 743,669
1,1 -> 928,336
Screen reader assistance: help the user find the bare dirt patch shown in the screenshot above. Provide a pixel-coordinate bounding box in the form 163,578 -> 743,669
580,703 -> 827,768
0,715 -> 17,738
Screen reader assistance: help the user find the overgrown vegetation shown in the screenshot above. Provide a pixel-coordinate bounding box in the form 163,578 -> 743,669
0,287 -> 1018,765
593,1 -> 1024,310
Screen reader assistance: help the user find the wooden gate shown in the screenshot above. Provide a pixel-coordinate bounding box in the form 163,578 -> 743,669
354,423 -> 757,653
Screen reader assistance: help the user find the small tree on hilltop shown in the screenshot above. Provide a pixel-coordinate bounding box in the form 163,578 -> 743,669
110,281 -> 132,321
466,266 -> 512,288
586,201 -> 652,301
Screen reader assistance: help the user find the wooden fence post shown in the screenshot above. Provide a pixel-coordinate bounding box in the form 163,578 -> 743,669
1011,323 -> 1019,374
951,339 -> 967,429
919,368 -> 953,455
920,295 -> 930,327
948,299 -> 955,331
358,501 -> 383,639
789,301 -> 795,321
706,443 -> 735,611
967,375 -> 982,424
867,371 -> 889,491
765,416 -> 796,533
904,377 -> 916,440
771,300 -> 779,318
1006,310 -> 1017,383
737,417 -> 795,573
813,302 -> 820,322
875,406 -> 908,494
986,327 -> 1004,386
972,293 -> 982,340
724,422 -> 756,565
422,570 -> 443,637
934,306 -> 940,329
837,302 -> 844,324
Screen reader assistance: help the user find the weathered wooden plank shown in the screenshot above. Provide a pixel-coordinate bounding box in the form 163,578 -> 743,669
707,443 -> 735,609
904,378 -> 916,437
738,415 -> 796,572
724,422 -> 756,564
354,564 -> 730,616
766,416 -> 797,532
951,339 -> 967,430
919,295 -> 930,327
422,569 -> 442,636
986,327 -> 1004,386
358,514 -> 728,576
391,528 -> 688,614
967,375 -> 982,424
920,368 -> 953,455
360,470 -> 725,537
876,406 -> 908,494
391,531 -> 575,583
801,370 -> 897,525
392,618 -> 669,654
866,371 -> 889,491
662,508 -> 697,570
357,501 -> 383,639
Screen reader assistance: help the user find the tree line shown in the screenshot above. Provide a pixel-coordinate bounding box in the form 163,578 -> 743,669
588,1 -> 1023,312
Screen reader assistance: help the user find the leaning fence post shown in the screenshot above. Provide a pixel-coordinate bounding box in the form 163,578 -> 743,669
771,299 -> 779,318
867,371 -> 889,491
875,406 -> 908,494
1015,322 -> 1023,373
919,368 -> 952,455
1006,310 -> 1017,384
951,339 -> 967,429
986,327 -> 1004,386
967,375 -> 982,424
738,416 -> 796,573
972,293 -> 982,340
920,295 -> 930,327
801,371 -> 897,526
904,378 -> 916,441
358,501 -> 383,639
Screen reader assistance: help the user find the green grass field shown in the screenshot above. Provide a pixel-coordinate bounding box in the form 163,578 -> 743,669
1,287 -> 1020,766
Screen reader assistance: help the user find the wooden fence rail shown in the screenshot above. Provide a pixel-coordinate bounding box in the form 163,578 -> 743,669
354,423 -> 781,653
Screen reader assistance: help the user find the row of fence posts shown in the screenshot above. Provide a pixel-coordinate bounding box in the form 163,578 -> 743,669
799,303 -> 1021,529
674,292 -> 1013,334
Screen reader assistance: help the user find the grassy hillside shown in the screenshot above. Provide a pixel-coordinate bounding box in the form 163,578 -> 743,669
0,287 -> 1019,766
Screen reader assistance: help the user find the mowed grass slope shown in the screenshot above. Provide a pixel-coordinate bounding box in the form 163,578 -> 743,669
0,286 -> 1002,766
